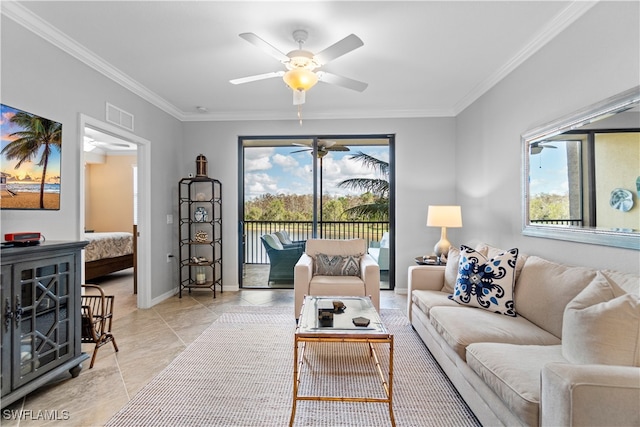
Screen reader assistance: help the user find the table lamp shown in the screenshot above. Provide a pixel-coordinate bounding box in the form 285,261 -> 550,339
426,205 -> 463,261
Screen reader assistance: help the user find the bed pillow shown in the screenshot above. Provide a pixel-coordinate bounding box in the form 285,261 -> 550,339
451,245 -> 519,316
562,272 -> 640,367
313,253 -> 362,277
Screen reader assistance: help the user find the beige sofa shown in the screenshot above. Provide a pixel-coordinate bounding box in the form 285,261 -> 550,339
294,238 -> 380,318
407,243 -> 640,427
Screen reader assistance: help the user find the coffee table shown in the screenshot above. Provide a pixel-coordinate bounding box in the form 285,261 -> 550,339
289,296 -> 395,427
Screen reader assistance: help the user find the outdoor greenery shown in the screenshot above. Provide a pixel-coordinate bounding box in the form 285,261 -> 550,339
244,192 -> 378,221
529,193 -> 570,220
244,151 -> 390,222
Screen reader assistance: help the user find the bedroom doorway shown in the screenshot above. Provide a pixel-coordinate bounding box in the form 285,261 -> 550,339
79,114 -> 152,309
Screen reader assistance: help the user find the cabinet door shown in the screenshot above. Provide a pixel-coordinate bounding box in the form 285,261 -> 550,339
1,264 -> 12,396
12,255 -> 75,388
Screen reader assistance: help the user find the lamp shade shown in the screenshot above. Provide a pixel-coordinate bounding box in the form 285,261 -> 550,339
426,205 -> 462,228
283,68 -> 318,92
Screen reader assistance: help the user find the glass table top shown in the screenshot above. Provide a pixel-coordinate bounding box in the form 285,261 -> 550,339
297,296 -> 388,337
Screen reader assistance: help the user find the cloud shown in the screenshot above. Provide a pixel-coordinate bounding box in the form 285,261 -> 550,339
244,147 -> 274,172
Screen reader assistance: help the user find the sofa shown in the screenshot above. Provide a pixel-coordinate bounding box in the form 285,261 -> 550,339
294,238 -> 380,318
407,243 -> 639,427
368,231 -> 389,270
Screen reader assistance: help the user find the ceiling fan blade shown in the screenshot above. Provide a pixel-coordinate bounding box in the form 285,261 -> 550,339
314,34 -> 363,65
316,71 -> 368,92
230,71 -> 284,85
239,32 -> 290,62
291,148 -> 311,154
327,146 -> 350,152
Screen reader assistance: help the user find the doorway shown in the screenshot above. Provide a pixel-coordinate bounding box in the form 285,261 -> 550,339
79,114 -> 152,308
238,134 -> 394,290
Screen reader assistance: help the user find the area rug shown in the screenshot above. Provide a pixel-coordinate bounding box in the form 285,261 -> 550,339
106,306 -> 480,426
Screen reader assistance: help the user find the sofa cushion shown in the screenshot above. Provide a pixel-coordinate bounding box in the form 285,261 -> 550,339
515,256 -> 597,338
484,244 -> 528,281
411,290 -> 460,318
429,306 -> 560,361
466,343 -> 567,427
274,230 -> 293,245
313,253 -> 362,277
262,233 -> 283,250
451,246 -> 519,316
443,244 -> 489,293
562,272 -> 640,367
305,238 -> 367,257
601,269 -> 640,295
309,275 -> 366,298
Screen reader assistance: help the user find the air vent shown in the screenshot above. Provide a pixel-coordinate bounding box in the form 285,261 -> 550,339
106,103 -> 134,131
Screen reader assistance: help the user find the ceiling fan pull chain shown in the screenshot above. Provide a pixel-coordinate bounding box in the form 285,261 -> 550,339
298,105 -> 303,126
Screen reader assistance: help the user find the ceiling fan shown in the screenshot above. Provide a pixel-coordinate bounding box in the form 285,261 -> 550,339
291,140 -> 350,158
530,141 -> 557,155
230,30 -> 368,105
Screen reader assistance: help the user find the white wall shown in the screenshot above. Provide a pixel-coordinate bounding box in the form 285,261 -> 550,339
182,117 -> 457,292
1,17 -> 183,300
456,1 -> 640,274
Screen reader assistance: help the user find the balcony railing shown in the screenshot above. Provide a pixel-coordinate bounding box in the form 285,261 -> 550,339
243,220 -> 389,264
530,219 -> 583,226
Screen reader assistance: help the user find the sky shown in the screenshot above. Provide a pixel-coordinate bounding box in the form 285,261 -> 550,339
0,104 -> 62,182
244,145 -> 389,200
528,142 -> 570,196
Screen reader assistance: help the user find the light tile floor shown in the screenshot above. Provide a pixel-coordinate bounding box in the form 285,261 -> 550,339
2,269 -> 407,427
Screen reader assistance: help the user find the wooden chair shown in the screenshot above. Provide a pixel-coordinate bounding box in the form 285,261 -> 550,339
81,284 -> 118,368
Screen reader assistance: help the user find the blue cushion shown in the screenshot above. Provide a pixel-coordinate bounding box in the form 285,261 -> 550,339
451,245 -> 519,316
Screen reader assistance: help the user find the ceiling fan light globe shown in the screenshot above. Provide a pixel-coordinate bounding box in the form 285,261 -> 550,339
283,68 -> 318,92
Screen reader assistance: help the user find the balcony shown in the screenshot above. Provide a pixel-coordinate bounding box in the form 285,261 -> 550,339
242,220 -> 390,289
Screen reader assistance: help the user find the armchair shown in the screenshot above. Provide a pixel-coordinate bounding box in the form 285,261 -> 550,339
261,234 -> 305,283
294,238 -> 380,317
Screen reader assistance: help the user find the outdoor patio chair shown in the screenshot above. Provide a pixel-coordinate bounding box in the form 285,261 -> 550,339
261,234 -> 305,283
81,284 -> 118,368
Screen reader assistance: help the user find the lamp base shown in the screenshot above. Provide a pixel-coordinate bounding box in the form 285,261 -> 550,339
433,227 -> 451,262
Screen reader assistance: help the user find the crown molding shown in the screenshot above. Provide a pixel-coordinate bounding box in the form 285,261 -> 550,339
453,1 -> 599,115
181,107 -> 456,122
1,1 -> 186,121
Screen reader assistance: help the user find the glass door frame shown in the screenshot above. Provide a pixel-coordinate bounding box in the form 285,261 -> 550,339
238,133 -> 395,289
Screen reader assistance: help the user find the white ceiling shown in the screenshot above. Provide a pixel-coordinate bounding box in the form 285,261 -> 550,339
5,1 -> 597,122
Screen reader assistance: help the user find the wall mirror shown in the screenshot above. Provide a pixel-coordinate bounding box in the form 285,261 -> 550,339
522,86 -> 640,250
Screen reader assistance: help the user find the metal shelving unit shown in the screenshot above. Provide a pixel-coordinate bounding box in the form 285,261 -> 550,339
178,177 -> 222,298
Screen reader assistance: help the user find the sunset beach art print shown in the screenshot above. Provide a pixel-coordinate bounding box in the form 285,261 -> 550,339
1,104 -> 61,210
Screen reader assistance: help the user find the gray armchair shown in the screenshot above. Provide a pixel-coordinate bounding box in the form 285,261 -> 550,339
261,233 -> 305,283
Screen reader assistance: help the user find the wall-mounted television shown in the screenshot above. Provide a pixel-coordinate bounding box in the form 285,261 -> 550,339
1,104 -> 61,210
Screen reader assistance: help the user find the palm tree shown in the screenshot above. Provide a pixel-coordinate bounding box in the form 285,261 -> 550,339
2,111 -> 62,208
338,151 -> 389,220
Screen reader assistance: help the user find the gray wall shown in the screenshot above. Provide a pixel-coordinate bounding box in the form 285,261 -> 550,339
1,17 -> 183,301
2,1 -> 638,305
182,117 -> 457,292
456,1 -> 640,275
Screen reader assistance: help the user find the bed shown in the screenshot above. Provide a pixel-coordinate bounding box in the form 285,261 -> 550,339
84,226 -> 137,291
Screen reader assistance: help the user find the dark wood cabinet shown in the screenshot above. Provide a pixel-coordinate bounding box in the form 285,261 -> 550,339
1,241 -> 89,408
178,177 -> 222,298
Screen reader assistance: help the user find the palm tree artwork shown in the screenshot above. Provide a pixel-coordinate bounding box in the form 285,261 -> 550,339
1,107 -> 62,209
338,151 -> 389,220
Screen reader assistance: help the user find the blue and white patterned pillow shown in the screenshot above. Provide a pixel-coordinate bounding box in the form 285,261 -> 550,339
451,245 -> 519,316
314,253 -> 362,276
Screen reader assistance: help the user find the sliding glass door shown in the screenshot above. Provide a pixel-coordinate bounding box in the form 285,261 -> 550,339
239,135 -> 394,289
